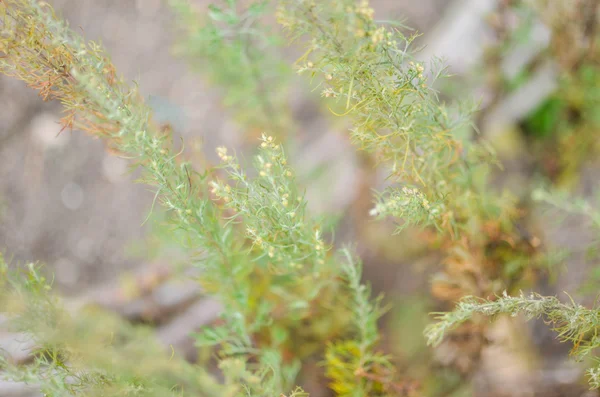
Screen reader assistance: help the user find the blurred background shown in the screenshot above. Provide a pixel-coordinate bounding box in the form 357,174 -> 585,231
1,0 -> 599,396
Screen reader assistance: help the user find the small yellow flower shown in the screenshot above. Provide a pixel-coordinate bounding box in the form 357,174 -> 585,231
216,146 -> 228,161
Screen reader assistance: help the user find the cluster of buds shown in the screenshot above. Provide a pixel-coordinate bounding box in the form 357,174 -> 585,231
369,186 -> 437,217
321,88 -> 337,98
281,193 -> 289,208
209,180 -> 232,203
246,226 -> 264,248
257,136 -> 285,178
258,157 -> 272,177
412,102 -> 430,117
384,31 -> 397,47
401,186 -> 433,211
216,146 -> 233,162
313,231 -> 326,265
274,5 -> 293,29
260,133 -> 277,149
409,61 -> 425,80
355,0 -> 375,19
314,229 -> 325,254
297,61 -> 314,74
408,61 -> 427,89
370,27 -> 386,45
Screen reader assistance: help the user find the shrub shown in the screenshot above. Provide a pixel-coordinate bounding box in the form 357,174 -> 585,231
0,0 -> 599,395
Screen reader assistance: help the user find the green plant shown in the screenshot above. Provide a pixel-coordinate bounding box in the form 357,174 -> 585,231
426,291 -> 600,388
168,0 -> 291,133
424,1 -> 600,388
0,0 -> 398,395
506,0 -> 600,185
276,0 -> 543,375
1,0 -> 598,395
1,256 -> 225,396
426,187 -> 600,389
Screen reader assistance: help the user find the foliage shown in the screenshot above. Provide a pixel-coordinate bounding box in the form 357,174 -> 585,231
533,187 -> 600,293
1,256 -> 226,396
168,0 -> 291,133
532,188 -> 600,231
1,0 -> 598,395
426,187 -> 600,389
0,0 -> 394,395
276,0 -> 513,241
324,251 -> 398,396
518,0 -> 600,185
421,0 -> 600,388
424,291 -> 600,388
275,0 -> 542,375
522,63 -> 600,185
